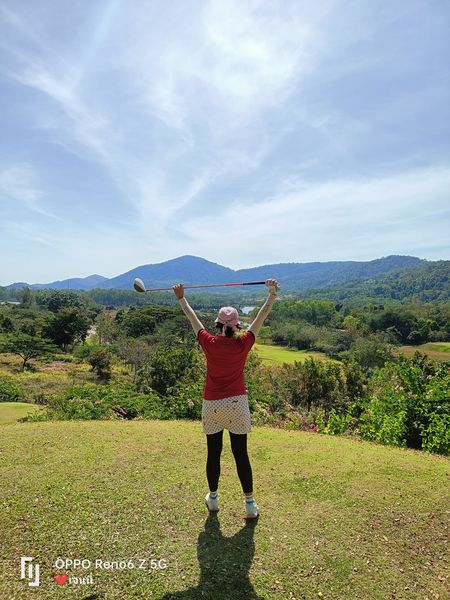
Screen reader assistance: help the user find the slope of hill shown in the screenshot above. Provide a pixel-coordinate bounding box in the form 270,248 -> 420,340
299,260 -> 450,303
7,274 -> 107,291
34,274 -> 107,290
1,419 -> 448,599
99,255 -> 235,290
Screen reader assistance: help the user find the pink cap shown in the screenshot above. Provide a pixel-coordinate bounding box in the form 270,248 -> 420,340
215,306 -> 240,335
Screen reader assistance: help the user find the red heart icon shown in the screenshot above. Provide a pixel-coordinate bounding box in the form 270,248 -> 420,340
54,574 -> 68,585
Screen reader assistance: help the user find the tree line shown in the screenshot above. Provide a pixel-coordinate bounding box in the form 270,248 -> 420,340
0,288 -> 448,455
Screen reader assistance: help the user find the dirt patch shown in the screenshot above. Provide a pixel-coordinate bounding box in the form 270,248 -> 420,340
40,362 -> 69,372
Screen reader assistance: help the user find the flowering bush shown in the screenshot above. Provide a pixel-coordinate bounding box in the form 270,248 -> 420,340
284,409 -> 317,431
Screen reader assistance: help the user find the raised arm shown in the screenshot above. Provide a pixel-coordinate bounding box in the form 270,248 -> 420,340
173,283 -> 204,336
248,278 -> 280,338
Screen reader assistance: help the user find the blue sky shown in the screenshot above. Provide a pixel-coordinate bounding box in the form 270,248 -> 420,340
0,0 -> 449,285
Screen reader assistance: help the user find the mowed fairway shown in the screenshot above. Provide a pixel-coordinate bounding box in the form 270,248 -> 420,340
1,420 -> 448,599
397,342 -> 450,363
253,343 -> 330,365
253,342 -> 450,366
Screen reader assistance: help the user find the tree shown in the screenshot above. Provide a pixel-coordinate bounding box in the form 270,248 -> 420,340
116,337 -> 152,383
406,330 -> 422,345
146,343 -> 194,395
43,308 -> 90,350
0,313 -> 14,333
342,315 -> 363,333
41,290 -> 84,313
258,325 -> 271,345
16,318 -> 39,336
121,310 -> 156,338
0,333 -> 57,370
88,346 -> 112,381
345,333 -> 394,372
19,287 -> 34,309
369,308 -> 418,343
95,311 -> 119,344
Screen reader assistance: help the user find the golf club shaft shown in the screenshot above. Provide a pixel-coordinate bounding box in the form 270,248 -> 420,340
144,281 -> 266,292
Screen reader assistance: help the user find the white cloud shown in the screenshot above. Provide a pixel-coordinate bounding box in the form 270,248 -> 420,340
176,166 -> 450,267
124,0 -> 323,133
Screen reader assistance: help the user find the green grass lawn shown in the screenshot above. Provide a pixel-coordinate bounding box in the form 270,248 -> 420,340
421,342 -> 450,353
398,342 -> 450,363
1,420 -> 448,599
253,343 -> 331,365
0,402 -> 42,425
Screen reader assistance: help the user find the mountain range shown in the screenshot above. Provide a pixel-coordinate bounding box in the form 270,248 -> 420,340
5,254 -> 427,293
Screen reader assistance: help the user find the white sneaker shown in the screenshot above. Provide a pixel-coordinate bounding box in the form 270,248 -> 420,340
245,498 -> 259,519
205,492 -> 219,512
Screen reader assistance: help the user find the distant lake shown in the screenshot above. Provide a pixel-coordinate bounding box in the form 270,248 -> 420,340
241,306 -> 256,315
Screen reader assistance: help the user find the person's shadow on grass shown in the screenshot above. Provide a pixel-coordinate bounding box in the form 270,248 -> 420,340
160,512 -> 264,600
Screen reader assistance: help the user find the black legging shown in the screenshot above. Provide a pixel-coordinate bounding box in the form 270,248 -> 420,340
206,430 -> 253,494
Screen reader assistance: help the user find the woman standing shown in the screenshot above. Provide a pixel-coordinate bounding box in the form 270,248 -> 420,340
173,278 -> 280,519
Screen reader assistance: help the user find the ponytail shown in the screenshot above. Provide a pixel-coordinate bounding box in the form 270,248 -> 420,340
215,322 -> 242,338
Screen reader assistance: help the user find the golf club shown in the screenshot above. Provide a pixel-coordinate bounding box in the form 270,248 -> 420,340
133,278 -> 266,293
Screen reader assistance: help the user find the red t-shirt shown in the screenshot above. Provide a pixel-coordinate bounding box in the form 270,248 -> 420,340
197,329 -> 256,400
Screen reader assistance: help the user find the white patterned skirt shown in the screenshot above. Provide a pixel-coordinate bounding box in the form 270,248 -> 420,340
202,394 -> 252,435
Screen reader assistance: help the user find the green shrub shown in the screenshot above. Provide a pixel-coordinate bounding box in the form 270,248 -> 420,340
322,408 -> 354,435
420,414 -> 450,455
163,380 -> 203,419
109,389 -> 169,420
36,384 -> 166,421
357,392 -> 408,448
48,386 -> 113,420
32,392 -> 53,405
87,346 -> 112,381
357,355 -> 450,453
316,408 -> 327,433
20,409 -> 52,422
245,351 -> 279,410
312,328 -> 353,357
417,365 -> 450,455
145,344 -> 195,395
73,345 -> 92,360
0,376 -> 25,402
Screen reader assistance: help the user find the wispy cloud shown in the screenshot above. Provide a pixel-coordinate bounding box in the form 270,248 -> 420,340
131,0 -> 316,130
1,1 -> 323,221
0,164 -> 63,220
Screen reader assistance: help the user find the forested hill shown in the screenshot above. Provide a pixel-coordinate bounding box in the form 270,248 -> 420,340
234,254 -> 422,291
298,260 -> 450,303
5,254 -> 424,292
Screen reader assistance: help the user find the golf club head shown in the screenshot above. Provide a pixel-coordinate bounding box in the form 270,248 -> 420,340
133,278 -> 146,293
